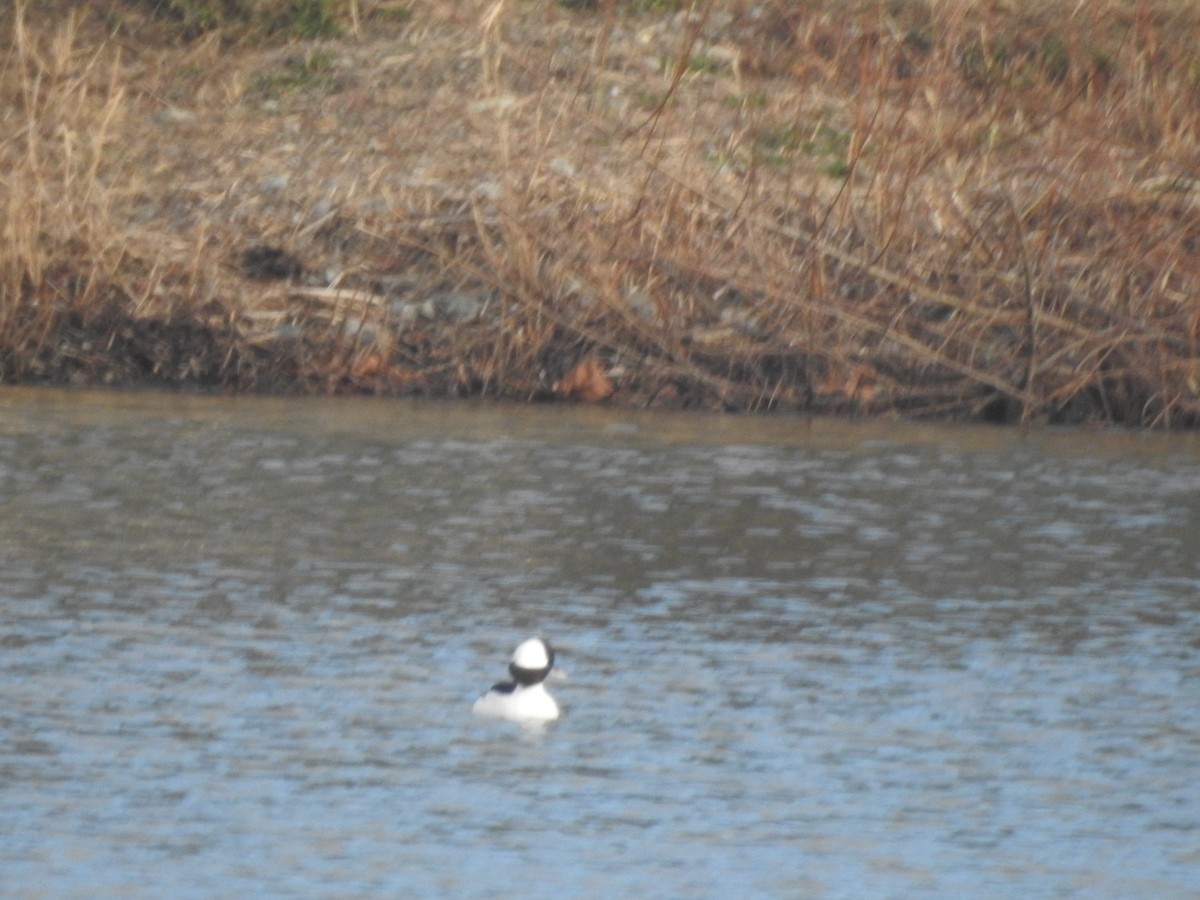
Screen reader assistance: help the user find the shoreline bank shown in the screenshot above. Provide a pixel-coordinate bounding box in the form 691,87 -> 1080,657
4,1 -> 1199,426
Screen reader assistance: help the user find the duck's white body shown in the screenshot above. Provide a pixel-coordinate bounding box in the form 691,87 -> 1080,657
473,638 -> 561,723
473,680 -> 560,721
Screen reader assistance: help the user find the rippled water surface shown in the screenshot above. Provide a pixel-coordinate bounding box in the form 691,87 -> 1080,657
1,388 -> 1198,898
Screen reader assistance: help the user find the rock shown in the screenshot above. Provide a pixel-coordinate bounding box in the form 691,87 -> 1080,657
718,306 -> 766,339
388,300 -> 420,324
274,323 -> 303,340
259,174 -> 289,193
420,291 -> 488,322
625,288 -> 656,321
342,316 -> 379,346
548,157 -> 576,179
153,107 -> 197,125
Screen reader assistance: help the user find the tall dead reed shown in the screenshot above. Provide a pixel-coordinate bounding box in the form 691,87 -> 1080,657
1,3 -> 242,386
3,7 -> 121,375
453,0 -> 1200,423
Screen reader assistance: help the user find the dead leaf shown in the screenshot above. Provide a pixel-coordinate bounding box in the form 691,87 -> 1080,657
817,364 -> 878,403
351,354 -> 384,379
556,357 -> 614,402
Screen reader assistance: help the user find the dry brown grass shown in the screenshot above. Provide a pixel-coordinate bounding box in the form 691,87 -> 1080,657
2,0 -> 1199,424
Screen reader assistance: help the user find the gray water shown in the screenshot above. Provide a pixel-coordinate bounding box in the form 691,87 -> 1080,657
1,388 -> 1197,898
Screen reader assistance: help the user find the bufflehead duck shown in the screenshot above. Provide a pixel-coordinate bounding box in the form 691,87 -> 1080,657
473,637 -> 560,722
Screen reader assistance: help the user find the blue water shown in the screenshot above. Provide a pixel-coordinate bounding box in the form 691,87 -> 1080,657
1,389 -> 1198,897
